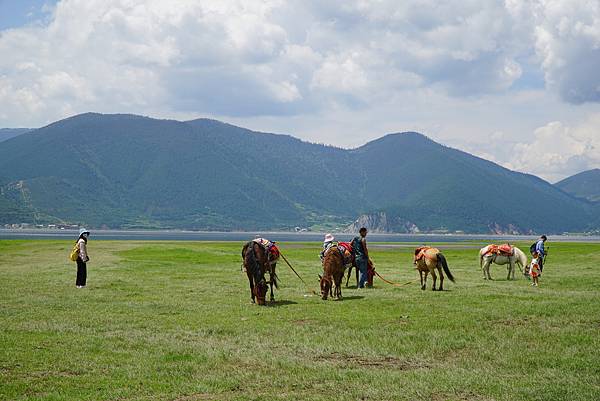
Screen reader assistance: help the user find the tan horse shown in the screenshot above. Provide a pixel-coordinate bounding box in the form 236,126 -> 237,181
320,245 -> 346,300
414,247 -> 455,291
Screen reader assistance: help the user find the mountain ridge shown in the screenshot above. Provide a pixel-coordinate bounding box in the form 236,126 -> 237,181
0,112 -> 595,233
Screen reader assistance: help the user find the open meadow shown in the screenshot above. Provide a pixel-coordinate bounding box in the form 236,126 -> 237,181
1,239 -> 599,401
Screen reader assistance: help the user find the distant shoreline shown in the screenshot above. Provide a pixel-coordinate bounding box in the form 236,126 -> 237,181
1,228 -> 599,242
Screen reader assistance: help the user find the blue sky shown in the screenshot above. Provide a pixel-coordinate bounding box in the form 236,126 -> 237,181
0,0 -> 599,182
0,0 -> 55,30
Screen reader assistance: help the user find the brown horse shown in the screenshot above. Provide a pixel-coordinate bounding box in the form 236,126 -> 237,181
414,247 -> 455,291
242,241 -> 278,305
320,246 -> 346,300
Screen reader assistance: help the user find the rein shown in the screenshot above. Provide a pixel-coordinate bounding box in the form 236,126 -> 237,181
375,270 -> 418,287
279,252 -> 318,295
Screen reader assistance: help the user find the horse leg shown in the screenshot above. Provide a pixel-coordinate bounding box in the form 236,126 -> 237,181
268,269 -> 275,302
345,266 -> 352,287
355,265 -> 359,287
438,266 -> 444,291
485,261 -> 493,280
419,270 -> 425,290
247,271 -> 255,304
430,268 -> 437,291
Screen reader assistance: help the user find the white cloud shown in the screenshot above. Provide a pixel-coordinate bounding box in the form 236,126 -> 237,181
0,0 -> 599,182
504,113 -> 600,182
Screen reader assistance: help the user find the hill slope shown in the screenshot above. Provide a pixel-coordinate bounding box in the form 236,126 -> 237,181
0,128 -> 31,142
0,113 -> 595,233
555,169 -> 600,202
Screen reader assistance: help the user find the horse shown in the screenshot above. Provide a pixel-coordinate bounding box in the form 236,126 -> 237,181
320,245 -> 346,300
241,241 -> 278,305
479,245 -> 527,280
414,247 -> 455,291
345,259 -> 374,287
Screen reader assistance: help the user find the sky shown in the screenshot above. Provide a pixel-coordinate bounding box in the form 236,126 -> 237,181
0,0 -> 599,182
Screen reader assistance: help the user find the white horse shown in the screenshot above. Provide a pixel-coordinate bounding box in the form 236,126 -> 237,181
479,245 -> 527,280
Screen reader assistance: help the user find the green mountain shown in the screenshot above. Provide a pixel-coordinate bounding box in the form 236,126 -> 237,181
555,169 -> 600,202
0,113 -> 595,233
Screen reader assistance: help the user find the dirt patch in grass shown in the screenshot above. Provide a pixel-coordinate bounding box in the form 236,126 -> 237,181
316,352 -> 429,370
430,391 -> 495,401
494,317 -> 532,327
172,394 -> 220,401
293,319 -> 315,326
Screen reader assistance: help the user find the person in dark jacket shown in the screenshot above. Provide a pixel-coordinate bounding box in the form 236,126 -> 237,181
76,228 -> 90,288
352,227 -> 370,288
534,235 -> 547,273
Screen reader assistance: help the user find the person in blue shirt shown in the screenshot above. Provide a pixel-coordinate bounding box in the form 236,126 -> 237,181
535,235 -> 547,273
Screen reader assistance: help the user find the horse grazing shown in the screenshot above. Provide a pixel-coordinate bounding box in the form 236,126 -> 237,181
241,241 -> 278,305
320,245 -> 346,300
414,247 -> 455,291
479,244 -> 527,280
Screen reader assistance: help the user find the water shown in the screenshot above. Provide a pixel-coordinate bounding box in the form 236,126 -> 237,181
1,229 -> 599,242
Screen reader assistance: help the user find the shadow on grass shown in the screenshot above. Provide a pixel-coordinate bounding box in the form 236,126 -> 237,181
338,295 -> 365,300
267,300 -> 298,307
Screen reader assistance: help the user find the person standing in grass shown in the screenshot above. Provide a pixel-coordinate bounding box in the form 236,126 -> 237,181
535,235 -> 547,273
352,227 -> 370,288
76,228 -> 90,288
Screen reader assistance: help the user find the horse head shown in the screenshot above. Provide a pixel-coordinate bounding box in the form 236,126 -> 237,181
253,278 -> 268,305
319,274 -> 332,300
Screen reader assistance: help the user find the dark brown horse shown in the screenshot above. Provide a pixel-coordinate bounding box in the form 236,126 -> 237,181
320,246 -> 346,300
242,241 -> 278,305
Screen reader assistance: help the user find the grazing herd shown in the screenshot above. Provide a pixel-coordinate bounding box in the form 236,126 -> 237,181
242,238 -> 540,305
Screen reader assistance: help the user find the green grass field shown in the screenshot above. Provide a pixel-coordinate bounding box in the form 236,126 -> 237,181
1,240 -> 599,401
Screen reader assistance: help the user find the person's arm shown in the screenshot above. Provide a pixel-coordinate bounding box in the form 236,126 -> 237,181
536,241 -> 544,256
79,240 -> 88,262
362,238 -> 369,259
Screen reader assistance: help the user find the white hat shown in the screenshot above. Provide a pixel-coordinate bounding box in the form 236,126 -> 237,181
324,233 -> 335,242
79,228 -> 90,236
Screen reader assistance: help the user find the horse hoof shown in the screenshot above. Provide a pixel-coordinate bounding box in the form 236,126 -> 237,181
431,288 -> 436,291
421,286 -> 425,291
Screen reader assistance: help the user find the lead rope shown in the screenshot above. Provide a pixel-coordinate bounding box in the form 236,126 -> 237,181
279,252 -> 318,295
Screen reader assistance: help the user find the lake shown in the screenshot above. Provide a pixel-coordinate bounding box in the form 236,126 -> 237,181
1,229 -> 599,242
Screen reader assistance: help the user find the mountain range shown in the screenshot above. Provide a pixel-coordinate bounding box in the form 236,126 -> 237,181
0,113 -> 597,234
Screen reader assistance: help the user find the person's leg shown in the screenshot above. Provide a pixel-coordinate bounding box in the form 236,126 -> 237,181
76,259 -> 85,287
82,262 -> 87,287
357,257 -> 367,288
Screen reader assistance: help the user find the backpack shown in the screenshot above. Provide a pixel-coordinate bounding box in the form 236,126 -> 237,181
69,242 -> 79,262
529,242 -> 537,255
351,236 -> 362,256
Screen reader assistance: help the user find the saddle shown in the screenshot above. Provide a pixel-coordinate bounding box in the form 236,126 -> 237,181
253,238 -> 280,262
484,244 -> 513,256
337,242 -> 354,266
414,246 -> 439,263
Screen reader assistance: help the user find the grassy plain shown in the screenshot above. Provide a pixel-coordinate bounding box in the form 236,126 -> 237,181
1,239 -> 599,401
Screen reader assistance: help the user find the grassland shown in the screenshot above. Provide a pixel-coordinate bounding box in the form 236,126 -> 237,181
1,240 -> 599,401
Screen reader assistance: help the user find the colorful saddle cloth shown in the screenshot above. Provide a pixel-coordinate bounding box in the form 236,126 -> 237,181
253,238 -> 280,262
484,244 -> 513,256
337,242 -> 354,266
414,246 -> 439,263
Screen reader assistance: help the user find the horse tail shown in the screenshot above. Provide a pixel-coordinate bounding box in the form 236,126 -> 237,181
437,253 -> 455,282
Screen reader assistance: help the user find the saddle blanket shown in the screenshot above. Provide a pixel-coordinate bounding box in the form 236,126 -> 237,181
253,238 -> 280,261
414,246 -> 439,263
484,244 -> 513,256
